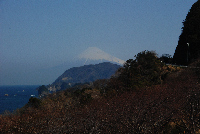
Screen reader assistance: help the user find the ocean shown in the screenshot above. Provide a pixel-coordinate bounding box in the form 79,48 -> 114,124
0,85 -> 39,114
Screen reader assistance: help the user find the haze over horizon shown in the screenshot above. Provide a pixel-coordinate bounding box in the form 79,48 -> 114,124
0,0 -> 197,85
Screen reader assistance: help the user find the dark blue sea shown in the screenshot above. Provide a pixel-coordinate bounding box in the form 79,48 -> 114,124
0,85 -> 39,114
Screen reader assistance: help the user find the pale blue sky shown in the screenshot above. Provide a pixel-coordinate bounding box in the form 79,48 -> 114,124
0,0 -> 197,85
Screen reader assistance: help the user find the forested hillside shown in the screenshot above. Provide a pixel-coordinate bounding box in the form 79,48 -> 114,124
173,0 -> 200,65
1,50 -> 200,133
48,62 -> 121,91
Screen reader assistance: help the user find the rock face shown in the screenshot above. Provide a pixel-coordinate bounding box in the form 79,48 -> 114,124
48,62 -> 121,91
77,47 -> 125,65
173,1 -> 200,65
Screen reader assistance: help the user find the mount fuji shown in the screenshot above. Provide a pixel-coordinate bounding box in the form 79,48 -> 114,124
76,47 -> 125,65
33,47 -> 125,85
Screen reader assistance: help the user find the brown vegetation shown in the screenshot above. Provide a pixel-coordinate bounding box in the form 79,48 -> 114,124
1,53 -> 200,133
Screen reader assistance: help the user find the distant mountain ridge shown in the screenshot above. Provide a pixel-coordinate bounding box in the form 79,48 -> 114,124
35,47 -> 125,85
48,62 -> 121,91
76,47 -> 125,65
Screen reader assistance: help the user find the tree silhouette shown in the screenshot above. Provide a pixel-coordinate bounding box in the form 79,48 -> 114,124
118,51 -> 163,90
173,0 -> 200,65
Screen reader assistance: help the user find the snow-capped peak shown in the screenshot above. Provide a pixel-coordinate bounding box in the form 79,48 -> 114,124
77,47 -> 125,65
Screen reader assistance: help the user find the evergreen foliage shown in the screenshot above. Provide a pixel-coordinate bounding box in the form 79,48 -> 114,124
27,97 -> 42,108
118,51 -> 164,90
173,0 -> 200,65
50,62 -> 121,91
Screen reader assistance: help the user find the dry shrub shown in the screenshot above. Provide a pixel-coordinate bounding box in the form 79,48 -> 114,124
1,66 -> 200,133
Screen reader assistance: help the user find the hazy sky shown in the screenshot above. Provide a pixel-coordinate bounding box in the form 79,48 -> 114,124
0,0 -> 197,85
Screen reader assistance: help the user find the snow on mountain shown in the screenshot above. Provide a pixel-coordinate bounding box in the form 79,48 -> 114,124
77,47 -> 125,65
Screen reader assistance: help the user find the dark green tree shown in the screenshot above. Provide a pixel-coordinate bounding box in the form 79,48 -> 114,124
27,97 -> 41,108
119,51 -> 163,90
173,0 -> 200,65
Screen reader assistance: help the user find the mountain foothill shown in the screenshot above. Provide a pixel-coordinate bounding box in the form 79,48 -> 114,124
42,47 -> 125,93
47,62 -> 121,92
